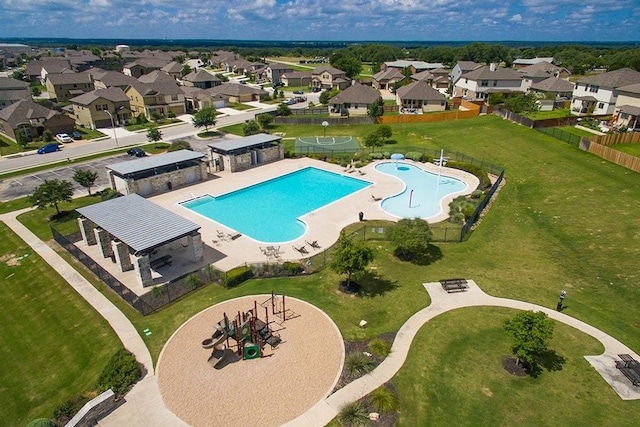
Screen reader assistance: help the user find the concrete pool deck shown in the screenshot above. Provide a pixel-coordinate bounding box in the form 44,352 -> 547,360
150,157 -> 479,273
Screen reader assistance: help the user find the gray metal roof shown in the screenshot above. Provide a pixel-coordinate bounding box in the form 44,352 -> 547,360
77,194 -> 200,254
106,150 -> 204,176
208,133 -> 281,154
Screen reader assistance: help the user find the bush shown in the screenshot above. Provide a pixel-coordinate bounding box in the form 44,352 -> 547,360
446,161 -> 491,189
222,265 -> 254,288
383,151 -> 390,159
27,419 -> 53,427
345,352 -> 375,377
282,261 -> 303,275
42,130 -> 53,142
368,338 -> 391,358
167,111 -> 176,119
168,140 -> 192,151
337,401 -> 370,427
96,349 -> 142,396
354,161 -> 363,168
369,386 -> 399,414
405,151 -> 423,161
368,152 -> 383,160
471,189 -> 483,198
53,394 -> 91,426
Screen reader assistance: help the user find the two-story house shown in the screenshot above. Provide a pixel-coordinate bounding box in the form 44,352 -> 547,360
86,69 -> 139,91
449,61 -> 481,85
0,99 -> 74,141
311,66 -> 349,90
612,83 -> 640,130
125,80 -> 186,120
70,87 -> 131,129
123,58 -> 172,78
372,68 -> 404,91
328,83 -> 381,117
160,61 -> 183,80
453,63 -> 525,102
265,63 -> 294,84
0,77 -> 31,110
519,61 -> 571,92
281,71 -> 312,87
45,72 -> 95,102
396,80 -> 447,113
25,58 -> 71,83
182,69 -> 222,89
570,68 -> 640,115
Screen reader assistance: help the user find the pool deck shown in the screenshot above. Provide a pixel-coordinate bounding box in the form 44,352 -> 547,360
150,157 -> 478,272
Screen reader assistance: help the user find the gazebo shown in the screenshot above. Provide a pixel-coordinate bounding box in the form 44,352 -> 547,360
208,133 -> 283,172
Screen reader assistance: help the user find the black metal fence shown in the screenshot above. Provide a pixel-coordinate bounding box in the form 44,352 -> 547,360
535,126 -> 582,147
460,170 -> 504,241
274,116 -> 375,126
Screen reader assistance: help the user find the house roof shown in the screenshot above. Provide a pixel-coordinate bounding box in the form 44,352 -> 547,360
616,104 -> 640,116
0,76 -> 29,89
455,61 -> 481,72
513,57 -> 555,65
617,83 -> 640,95
410,70 -> 435,81
384,60 -> 444,70
106,149 -> 205,176
530,77 -> 574,93
312,66 -> 346,76
183,69 -> 221,83
70,87 -> 130,105
0,89 -> 30,101
46,72 -> 93,85
0,99 -> 58,126
282,71 -> 312,79
372,68 -> 403,82
329,82 -> 381,104
209,82 -> 265,97
182,86 -> 227,101
127,79 -> 184,97
161,61 -> 183,73
208,133 -> 281,154
25,58 -> 71,76
575,68 -> 640,88
76,194 -> 200,255
138,70 -> 174,84
396,80 -> 445,101
461,65 -> 523,81
124,58 -> 171,70
267,62 -> 293,70
86,69 -> 138,88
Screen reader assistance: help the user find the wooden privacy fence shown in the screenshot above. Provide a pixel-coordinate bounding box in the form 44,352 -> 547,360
378,100 -> 479,124
580,138 -> 640,173
588,132 -> 640,146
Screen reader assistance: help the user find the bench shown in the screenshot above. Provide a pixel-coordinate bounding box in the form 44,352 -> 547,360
619,367 -> 640,387
439,278 -> 468,293
150,255 -> 172,270
618,354 -> 639,368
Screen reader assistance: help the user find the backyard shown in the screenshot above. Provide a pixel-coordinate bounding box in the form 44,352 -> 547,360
3,114 -> 640,424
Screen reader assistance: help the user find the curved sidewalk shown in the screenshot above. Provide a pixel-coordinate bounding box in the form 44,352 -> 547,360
286,279 -> 640,426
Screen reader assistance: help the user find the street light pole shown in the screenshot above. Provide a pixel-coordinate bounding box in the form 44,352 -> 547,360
105,110 -> 119,148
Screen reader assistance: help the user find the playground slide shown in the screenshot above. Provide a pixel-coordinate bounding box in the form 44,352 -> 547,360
213,349 -> 241,370
212,330 -> 228,348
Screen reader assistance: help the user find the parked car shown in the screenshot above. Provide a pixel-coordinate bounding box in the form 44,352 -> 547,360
127,147 -> 146,157
271,82 -> 284,88
37,143 -> 60,154
293,90 -> 304,95
55,133 -> 72,143
312,87 -> 321,93
71,130 -> 82,140
283,98 -> 295,105
295,96 -> 307,102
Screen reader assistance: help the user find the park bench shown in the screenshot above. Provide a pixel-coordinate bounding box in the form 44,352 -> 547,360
616,354 -> 640,386
150,254 -> 172,270
439,278 -> 468,293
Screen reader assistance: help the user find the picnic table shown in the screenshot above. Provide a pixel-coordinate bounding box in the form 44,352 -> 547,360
616,354 -> 640,386
439,278 -> 468,293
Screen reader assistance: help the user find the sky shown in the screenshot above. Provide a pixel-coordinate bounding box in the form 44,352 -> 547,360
0,0 -> 638,42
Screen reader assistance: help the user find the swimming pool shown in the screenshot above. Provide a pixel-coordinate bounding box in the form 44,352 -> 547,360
375,162 -> 468,219
181,167 -> 370,243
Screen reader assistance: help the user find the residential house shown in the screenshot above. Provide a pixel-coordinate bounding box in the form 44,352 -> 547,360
64,49 -> 103,71
328,83 -> 381,117
161,61 -> 183,80
411,69 -> 450,92
453,63 -> 525,102
396,80 -> 447,113
571,68 -> 640,115
45,72 -> 95,102
0,77 -> 31,110
182,69 -> 222,89
449,61 -> 481,85
0,99 -> 74,141
25,58 -> 71,83
224,57 -> 263,76
513,57 -> 555,69
182,87 -> 228,112
529,77 -> 574,100
138,70 -> 175,84
125,80 -> 186,120
311,66 -> 349,90
85,69 -> 139,90
123,58 -> 172,78
209,82 -> 266,103
612,83 -> 640,130
381,60 -> 445,74
265,63 -> 293,84
209,50 -> 237,68
281,71 -> 312,87
69,87 -> 131,129
519,61 -> 571,91
372,68 -> 404,90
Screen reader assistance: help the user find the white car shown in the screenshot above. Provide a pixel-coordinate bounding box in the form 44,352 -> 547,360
55,133 -> 72,143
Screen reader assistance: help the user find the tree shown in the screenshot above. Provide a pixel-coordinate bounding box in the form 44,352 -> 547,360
242,120 -> 261,136
364,132 -> 383,149
256,113 -> 273,130
276,103 -> 291,116
375,125 -> 392,141
168,140 -> 192,151
146,126 -> 162,143
387,218 -> 433,261
73,169 -> 99,196
504,92 -> 540,116
181,64 -> 192,77
329,231 -> 374,289
15,131 -> 30,150
30,179 -> 74,217
367,103 -> 383,118
30,86 -> 41,97
503,311 -> 555,371
192,107 -> 217,132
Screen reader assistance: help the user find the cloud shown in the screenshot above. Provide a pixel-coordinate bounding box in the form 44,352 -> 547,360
510,14 -> 522,22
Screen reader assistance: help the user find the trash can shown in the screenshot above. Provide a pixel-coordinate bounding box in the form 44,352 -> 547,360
358,211 -> 364,221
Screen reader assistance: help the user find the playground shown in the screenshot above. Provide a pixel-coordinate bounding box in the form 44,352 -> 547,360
156,295 -> 344,427
294,135 -> 360,154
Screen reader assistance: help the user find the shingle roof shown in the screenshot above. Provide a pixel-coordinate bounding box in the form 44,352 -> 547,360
76,194 -> 200,255
617,83 -> 640,95
282,71 -> 312,79
0,76 -> 29,89
0,99 -> 58,126
70,87 -> 130,105
410,70 -> 435,81
513,57 -> 555,65
161,61 -> 183,73
209,82 -> 265,97
384,60 -> 444,70
25,58 -> 71,76
106,149 -> 204,176
312,66 -> 346,76
518,61 -> 570,79
208,133 -> 281,154
0,89 -> 30,101
127,80 -> 183,97
267,62 -> 293,70
138,70 -> 174,84
46,72 -> 93,85
455,61 -> 481,72
616,104 -> 640,116
530,77 -> 574,93
576,68 -> 640,88
183,69 -> 221,83
372,68 -> 403,82
89,70 -> 138,88
124,58 -> 171,70
329,83 -> 381,104
461,65 -> 523,81
396,80 -> 445,101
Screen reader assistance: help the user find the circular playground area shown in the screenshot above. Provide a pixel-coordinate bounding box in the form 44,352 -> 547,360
157,295 -> 344,427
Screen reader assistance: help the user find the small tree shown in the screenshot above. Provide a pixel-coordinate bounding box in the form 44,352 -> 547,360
42,130 -> 53,142
15,131 -> 30,150
503,310 -> 554,371
276,103 -> 291,116
242,120 -> 261,136
330,231 -> 374,288
256,113 -> 273,130
375,125 -> 392,141
364,132 -> 383,149
192,107 -> 217,132
180,64 -> 192,77
146,126 -> 163,143
367,103 -> 383,118
73,169 -> 99,196
30,179 -> 74,216
30,86 -> 41,97
387,218 -> 432,261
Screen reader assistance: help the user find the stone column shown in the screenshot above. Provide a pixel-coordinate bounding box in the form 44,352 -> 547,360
112,240 -> 133,272
78,218 -> 96,245
134,254 -> 153,287
187,233 -> 203,262
94,228 -> 113,259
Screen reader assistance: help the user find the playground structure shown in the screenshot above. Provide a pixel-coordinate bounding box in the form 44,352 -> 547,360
201,291 -> 298,369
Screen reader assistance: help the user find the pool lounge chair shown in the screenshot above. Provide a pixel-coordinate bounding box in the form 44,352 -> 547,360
305,240 -> 321,250
370,195 -> 382,202
343,164 -> 352,172
217,230 -> 227,240
293,245 -> 309,255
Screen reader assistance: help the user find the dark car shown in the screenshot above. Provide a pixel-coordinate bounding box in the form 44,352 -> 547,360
71,130 -> 82,140
293,90 -> 304,95
37,143 -> 60,154
127,147 -> 146,157
312,87 -> 321,93
271,82 -> 284,88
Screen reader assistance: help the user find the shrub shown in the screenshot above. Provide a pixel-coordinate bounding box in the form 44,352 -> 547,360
368,152 -> 383,160
369,386 -> 399,414
223,265 -> 254,288
27,419 -> 53,427
96,349 -> 142,396
471,189 -> 483,198
53,394 -> 91,426
167,111 -> 176,119
353,161 -> 363,168
168,140 -> 192,151
405,151 -> 423,161
446,161 -> 491,189
383,151 -> 390,159
345,352 -> 375,377
337,401 -> 371,427
42,130 -> 53,142
282,261 -> 303,275
368,338 -> 391,358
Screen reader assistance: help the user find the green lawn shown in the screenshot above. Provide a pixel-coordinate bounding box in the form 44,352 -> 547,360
125,119 -> 182,132
0,223 -> 120,426
610,143 -> 640,157
227,102 -> 255,111
76,127 -> 107,140
529,108 -> 572,120
558,125 -> 595,138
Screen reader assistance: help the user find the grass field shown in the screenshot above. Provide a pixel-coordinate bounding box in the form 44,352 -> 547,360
0,223 -> 120,426
611,142 -> 640,157
558,125 -> 596,138
6,114 -> 640,424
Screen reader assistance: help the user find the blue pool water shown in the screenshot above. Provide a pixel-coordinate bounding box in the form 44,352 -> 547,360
375,162 -> 468,219
181,167 -> 370,243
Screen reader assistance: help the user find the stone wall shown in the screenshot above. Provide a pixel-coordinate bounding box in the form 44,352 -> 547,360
118,162 -> 208,197
228,145 -> 284,172
65,389 -> 117,427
